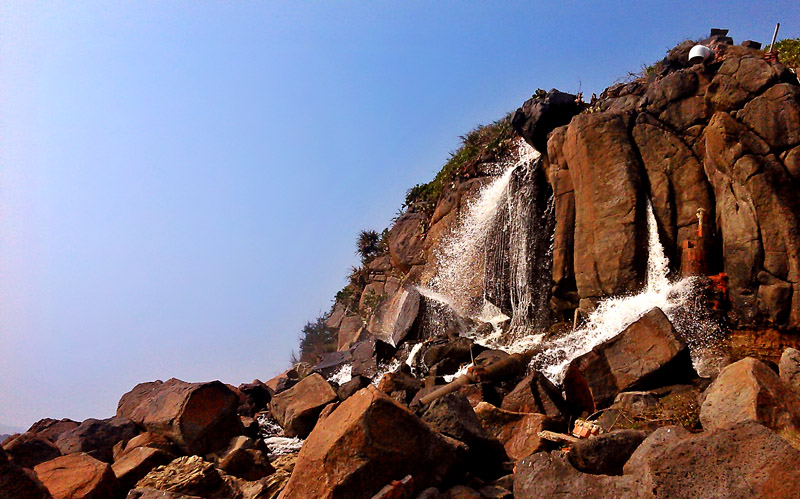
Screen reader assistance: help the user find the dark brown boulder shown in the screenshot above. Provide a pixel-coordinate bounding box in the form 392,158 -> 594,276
27,418 -> 80,444
55,416 -> 138,463
214,436 -> 274,481
473,402 -> 560,461
118,378 -> 242,456
699,356 -> 800,434
2,431 -> 61,469
127,489 -> 202,499
514,451 -> 637,498
0,446 -> 52,499
512,89 -> 584,153
563,308 -> 693,413
278,385 -> 467,499
567,429 -> 648,475
35,453 -> 119,499
269,372 -> 338,438
336,375 -> 370,401
350,338 -> 394,378
422,393 -> 508,478
235,380 -> 270,418
337,315 -> 367,352
501,370 -> 568,420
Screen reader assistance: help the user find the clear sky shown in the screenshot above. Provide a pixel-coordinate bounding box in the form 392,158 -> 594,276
1,1 -> 797,429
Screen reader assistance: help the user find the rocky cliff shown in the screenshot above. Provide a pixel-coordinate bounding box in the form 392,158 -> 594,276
5,34 -> 800,499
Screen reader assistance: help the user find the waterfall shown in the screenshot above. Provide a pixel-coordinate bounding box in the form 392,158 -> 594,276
427,141 -> 540,319
528,200 -> 723,383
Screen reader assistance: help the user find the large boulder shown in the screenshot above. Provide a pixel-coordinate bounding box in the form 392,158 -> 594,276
127,489 -> 202,499
2,431 -> 61,469
563,308 -> 693,413
512,89 -> 584,153
567,429 -> 648,475
500,370 -> 569,420
55,416 -> 138,463
117,378 -> 242,455
0,447 -> 52,499
514,451 -> 637,498
113,432 -> 177,462
134,455 -> 229,498
34,453 -> 119,499
699,356 -> 800,435
278,385 -> 466,499
368,286 -> 421,347
625,421 -> 800,498
269,372 -> 338,438
473,402 -> 560,461
422,393 -> 508,478
388,212 -> 427,273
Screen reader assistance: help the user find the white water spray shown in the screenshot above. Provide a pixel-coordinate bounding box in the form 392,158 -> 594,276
429,141 -> 540,318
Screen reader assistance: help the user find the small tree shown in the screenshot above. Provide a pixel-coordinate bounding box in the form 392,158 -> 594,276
356,229 -> 382,263
296,312 -> 337,364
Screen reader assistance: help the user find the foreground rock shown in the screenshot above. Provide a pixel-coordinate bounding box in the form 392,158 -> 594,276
279,385 -> 466,499
700,356 -> 800,435
34,453 -> 119,499
112,446 -> 174,490
567,430 -> 647,475
0,447 -> 52,499
563,308 -> 693,413
269,372 -> 338,438
118,378 -> 241,455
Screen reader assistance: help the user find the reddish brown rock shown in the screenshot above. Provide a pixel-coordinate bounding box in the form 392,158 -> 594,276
699,356 -> 800,435
567,430 -> 648,475
780,347 -> 800,392
388,212 -> 427,273
501,371 -> 568,420
3,431 -> 61,469
0,446 -> 52,499
235,380 -> 270,418
214,436 -> 274,481
337,315 -> 367,352
112,446 -> 174,490
561,111 -> 646,299
35,453 -> 119,499
126,489 -> 202,499
55,416 -> 138,463
269,372 -> 338,438
278,385 -> 466,499
134,455 -> 225,497
563,308 -> 693,413
118,378 -> 241,455
473,402 -> 558,461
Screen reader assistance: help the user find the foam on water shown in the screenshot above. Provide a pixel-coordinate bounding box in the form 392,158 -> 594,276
328,364 -> 352,385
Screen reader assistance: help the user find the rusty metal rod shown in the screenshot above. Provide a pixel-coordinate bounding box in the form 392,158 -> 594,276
769,23 -> 781,52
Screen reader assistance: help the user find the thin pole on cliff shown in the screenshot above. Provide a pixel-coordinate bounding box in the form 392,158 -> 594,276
769,23 -> 781,52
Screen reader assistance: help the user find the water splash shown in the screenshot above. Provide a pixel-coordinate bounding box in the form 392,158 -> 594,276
328,364 -> 352,385
256,413 -> 304,456
371,359 -> 403,386
529,201 -> 709,383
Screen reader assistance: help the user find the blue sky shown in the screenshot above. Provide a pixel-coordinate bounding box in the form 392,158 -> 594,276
1,1 -> 797,428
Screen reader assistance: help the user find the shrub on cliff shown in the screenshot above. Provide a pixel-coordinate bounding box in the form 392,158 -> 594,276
404,112 -> 516,215
296,312 -> 337,364
775,38 -> 800,68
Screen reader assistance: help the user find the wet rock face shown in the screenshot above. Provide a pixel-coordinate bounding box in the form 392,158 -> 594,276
537,45 -> 800,329
278,386 -> 467,499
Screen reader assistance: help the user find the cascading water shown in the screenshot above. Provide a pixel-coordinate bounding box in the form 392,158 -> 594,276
426,140 -> 540,319
527,200 -> 724,382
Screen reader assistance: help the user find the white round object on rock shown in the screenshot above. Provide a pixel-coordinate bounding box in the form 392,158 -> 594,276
688,44 -> 713,64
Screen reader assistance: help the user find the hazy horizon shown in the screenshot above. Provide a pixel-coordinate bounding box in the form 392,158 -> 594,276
2,1 -> 797,429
